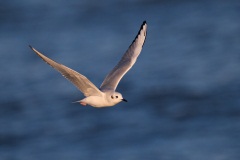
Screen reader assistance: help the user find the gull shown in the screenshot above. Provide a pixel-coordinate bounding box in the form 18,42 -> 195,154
29,21 -> 147,107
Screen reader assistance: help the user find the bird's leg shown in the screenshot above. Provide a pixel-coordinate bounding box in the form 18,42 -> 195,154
80,101 -> 87,106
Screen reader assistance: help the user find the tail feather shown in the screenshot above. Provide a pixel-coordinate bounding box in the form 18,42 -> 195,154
72,100 -> 81,103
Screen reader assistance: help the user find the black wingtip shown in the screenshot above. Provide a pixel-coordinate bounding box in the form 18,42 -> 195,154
130,21 -> 147,45
29,45 -> 33,50
140,21 -> 147,29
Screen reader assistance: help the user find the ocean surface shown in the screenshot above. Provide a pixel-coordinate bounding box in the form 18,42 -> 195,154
1,0 -> 240,159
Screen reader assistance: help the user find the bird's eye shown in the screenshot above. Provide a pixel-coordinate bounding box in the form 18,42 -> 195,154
111,95 -> 114,99
116,96 -> 118,98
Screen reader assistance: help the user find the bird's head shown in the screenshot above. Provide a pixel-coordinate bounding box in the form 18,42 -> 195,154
109,92 -> 127,104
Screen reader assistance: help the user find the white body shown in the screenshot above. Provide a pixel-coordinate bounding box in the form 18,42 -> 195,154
80,91 -> 123,107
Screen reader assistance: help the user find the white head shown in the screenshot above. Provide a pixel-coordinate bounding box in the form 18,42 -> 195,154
108,92 -> 127,105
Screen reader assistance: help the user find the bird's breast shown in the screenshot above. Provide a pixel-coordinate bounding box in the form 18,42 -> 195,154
83,96 -> 113,108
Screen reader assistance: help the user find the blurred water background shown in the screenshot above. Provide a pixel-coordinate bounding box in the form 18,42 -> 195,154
1,0 -> 240,159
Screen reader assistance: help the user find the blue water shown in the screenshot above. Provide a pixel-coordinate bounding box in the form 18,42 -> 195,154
1,0 -> 240,159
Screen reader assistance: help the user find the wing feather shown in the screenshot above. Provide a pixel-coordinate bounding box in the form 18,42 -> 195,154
29,46 -> 102,97
100,21 -> 147,91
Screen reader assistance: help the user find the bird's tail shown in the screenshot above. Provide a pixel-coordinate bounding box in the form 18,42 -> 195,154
72,100 -> 81,103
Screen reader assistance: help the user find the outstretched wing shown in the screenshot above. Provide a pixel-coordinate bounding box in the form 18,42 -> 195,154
100,21 -> 147,91
29,46 -> 102,97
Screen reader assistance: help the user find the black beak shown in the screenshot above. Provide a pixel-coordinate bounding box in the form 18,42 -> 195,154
122,99 -> 128,102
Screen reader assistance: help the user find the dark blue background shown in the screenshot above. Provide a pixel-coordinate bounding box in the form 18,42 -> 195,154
1,0 -> 240,159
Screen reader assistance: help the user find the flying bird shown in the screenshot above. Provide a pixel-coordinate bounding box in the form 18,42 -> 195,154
29,21 -> 147,107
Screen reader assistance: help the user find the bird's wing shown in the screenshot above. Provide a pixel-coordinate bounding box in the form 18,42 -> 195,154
100,21 -> 147,91
29,46 -> 102,97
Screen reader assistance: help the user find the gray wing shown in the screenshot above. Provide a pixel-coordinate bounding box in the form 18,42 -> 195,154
29,46 -> 102,97
100,21 -> 147,91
